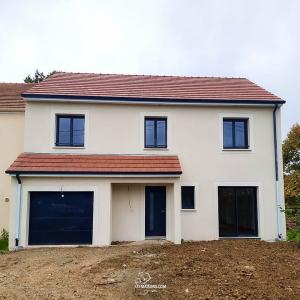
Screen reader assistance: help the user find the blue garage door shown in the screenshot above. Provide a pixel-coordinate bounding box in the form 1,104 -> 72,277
29,192 -> 94,245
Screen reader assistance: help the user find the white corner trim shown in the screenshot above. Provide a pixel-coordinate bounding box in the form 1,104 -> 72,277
218,112 -> 254,152
50,108 -> 89,153
180,182 -> 199,211
214,181 -> 263,239
139,111 -> 172,153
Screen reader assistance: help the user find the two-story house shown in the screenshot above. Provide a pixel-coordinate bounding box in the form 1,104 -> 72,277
0,83 -> 34,232
6,72 -> 286,249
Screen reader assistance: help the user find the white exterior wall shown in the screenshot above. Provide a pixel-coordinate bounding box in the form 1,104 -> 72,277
9,177 -> 180,249
9,100 -> 285,248
0,112 -> 24,231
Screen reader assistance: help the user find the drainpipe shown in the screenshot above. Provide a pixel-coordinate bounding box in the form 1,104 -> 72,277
273,105 -> 282,240
15,174 -> 22,247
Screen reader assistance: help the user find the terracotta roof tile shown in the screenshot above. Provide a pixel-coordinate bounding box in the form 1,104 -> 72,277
23,72 -> 282,103
0,83 -> 35,111
6,153 -> 182,175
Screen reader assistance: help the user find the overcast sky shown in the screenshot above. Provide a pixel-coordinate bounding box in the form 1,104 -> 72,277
0,0 -> 299,137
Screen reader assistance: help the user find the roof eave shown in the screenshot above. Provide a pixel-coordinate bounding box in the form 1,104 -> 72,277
6,170 -> 182,177
22,93 -> 285,105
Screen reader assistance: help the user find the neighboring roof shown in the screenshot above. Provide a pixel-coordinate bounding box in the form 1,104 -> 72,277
23,72 -> 284,105
6,153 -> 182,175
0,83 -> 35,112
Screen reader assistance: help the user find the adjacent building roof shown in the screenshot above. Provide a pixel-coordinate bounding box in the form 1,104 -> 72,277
0,83 -> 35,112
6,153 -> 182,175
23,72 -> 284,104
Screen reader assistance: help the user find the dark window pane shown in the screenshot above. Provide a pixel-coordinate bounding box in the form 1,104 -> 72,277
145,120 -> 155,147
235,121 -> 246,148
218,187 -> 258,237
236,188 -> 257,236
73,118 -> 85,146
58,117 -> 71,145
156,120 -> 166,147
223,121 -> 233,148
56,115 -> 85,147
181,186 -> 195,209
218,187 -> 237,236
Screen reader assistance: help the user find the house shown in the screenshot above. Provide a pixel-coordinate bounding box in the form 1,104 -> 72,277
0,83 -> 34,232
5,72 -> 286,249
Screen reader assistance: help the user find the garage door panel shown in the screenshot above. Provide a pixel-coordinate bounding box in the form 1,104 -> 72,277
29,192 -> 94,245
29,217 -> 93,232
29,230 -> 93,245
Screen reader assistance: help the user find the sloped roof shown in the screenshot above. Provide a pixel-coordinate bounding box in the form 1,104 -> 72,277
0,83 -> 35,111
23,72 -> 283,104
6,153 -> 182,175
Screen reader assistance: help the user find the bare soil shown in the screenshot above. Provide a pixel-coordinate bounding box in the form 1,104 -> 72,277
0,240 -> 299,299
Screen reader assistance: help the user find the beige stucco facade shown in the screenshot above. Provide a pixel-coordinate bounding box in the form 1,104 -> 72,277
0,112 -> 24,232
8,100 -> 286,249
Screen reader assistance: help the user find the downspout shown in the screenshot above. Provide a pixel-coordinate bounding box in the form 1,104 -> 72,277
15,174 -> 22,247
273,105 -> 282,240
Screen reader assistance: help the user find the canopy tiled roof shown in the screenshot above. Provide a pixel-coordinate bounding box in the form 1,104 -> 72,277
0,83 -> 35,111
6,153 -> 182,175
23,72 -> 283,104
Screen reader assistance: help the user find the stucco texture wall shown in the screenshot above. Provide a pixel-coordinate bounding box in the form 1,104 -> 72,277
20,102 -> 285,242
0,112 -> 24,231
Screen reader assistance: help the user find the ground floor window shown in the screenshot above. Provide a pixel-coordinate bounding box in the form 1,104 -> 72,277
218,187 -> 258,237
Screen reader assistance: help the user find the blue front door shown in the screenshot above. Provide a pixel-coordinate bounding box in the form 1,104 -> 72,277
145,186 -> 166,237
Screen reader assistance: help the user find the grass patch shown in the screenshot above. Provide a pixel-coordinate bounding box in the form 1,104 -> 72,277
0,239 -> 8,251
0,229 -> 9,251
287,226 -> 300,243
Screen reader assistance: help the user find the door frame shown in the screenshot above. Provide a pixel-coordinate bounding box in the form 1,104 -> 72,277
144,186 -> 167,238
215,182 -> 262,239
22,185 -> 98,248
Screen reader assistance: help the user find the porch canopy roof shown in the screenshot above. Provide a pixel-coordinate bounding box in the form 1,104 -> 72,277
6,153 -> 182,176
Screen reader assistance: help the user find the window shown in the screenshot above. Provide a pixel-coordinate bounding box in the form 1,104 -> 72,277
181,186 -> 195,209
56,115 -> 85,147
144,117 -> 167,148
218,187 -> 258,237
223,118 -> 248,149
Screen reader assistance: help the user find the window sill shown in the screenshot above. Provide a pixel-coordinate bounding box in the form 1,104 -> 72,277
222,148 -> 252,152
181,209 -> 197,212
53,146 -> 86,149
143,148 -> 169,151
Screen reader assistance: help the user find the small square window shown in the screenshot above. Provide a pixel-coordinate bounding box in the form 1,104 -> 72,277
56,115 -> 85,147
144,117 -> 167,148
223,118 -> 249,149
181,186 -> 195,209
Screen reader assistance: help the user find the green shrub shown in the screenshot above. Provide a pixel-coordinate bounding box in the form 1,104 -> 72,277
0,229 -> 9,251
287,226 -> 300,243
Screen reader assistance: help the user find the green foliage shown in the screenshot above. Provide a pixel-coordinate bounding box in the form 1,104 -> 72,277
283,123 -> 300,174
287,226 -> 300,243
283,123 -> 300,203
0,229 -> 8,251
24,69 -> 56,83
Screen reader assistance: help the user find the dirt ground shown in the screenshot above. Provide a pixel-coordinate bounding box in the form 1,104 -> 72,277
0,240 -> 299,299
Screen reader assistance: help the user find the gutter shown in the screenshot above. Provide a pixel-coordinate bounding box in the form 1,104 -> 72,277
15,174 -> 22,248
273,105 -> 283,240
22,93 -> 286,106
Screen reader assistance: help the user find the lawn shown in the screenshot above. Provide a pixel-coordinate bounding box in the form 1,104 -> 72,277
0,240 -> 299,299
0,239 -> 8,251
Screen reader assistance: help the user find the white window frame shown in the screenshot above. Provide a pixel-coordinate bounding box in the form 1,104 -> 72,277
219,113 -> 254,152
140,111 -> 172,152
180,183 -> 199,212
50,109 -> 89,153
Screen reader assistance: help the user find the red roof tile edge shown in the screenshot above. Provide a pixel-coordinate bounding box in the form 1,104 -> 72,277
6,153 -> 182,175
22,72 -> 284,103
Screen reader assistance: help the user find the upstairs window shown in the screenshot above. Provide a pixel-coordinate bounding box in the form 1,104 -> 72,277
223,118 -> 249,149
181,186 -> 195,209
144,117 -> 167,148
56,115 -> 85,147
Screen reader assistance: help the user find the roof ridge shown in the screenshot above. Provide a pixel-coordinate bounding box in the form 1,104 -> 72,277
52,71 -> 247,80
